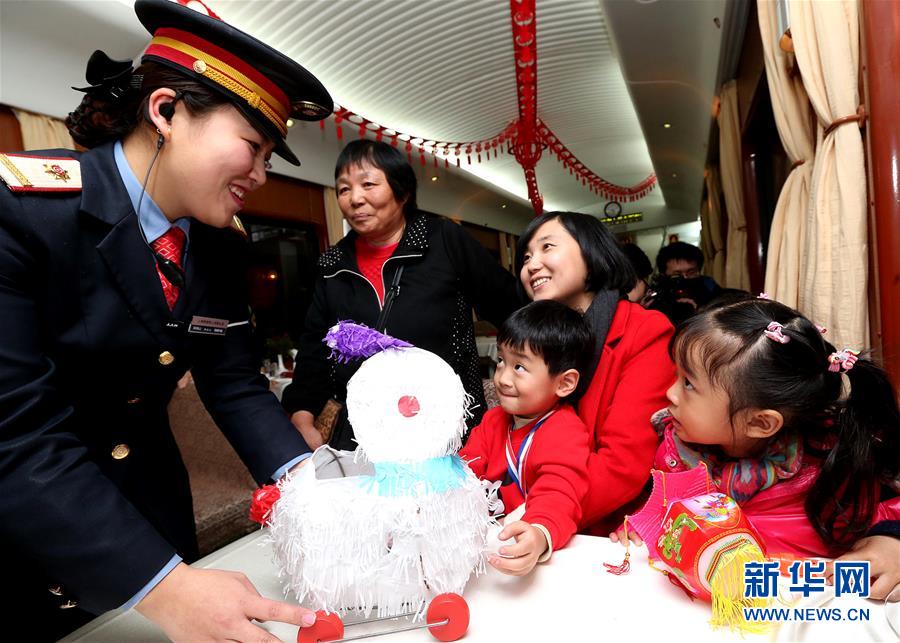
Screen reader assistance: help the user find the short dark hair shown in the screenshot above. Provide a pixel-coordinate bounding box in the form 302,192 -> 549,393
655,241 -> 705,274
516,211 -> 637,296
334,139 -> 418,216
497,300 -> 594,391
620,243 -> 652,280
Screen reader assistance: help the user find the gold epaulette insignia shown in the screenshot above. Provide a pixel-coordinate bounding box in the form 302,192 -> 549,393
0,154 -> 82,193
229,215 -> 248,239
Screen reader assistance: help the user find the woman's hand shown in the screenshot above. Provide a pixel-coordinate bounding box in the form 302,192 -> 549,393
136,563 -> 316,642
828,535 -> 900,601
609,524 -> 643,547
291,410 -> 324,450
488,520 -> 548,576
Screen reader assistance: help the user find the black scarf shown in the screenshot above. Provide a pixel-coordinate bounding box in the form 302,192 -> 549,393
582,289 -> 621,384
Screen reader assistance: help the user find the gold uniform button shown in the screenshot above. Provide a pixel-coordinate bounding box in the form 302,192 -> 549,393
111,444 -> 130,460
59,599 -> 79,609
158,351 -> 175,366
48,585 -> 63,596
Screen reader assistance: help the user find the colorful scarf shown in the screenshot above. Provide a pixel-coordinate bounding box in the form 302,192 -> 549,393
652,409 -> 803,503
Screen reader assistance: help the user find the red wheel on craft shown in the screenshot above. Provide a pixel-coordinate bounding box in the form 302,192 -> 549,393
297,611 -> 344,643
425,593 -> 469,641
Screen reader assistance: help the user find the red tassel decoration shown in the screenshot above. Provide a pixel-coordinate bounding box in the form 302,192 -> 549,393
603,551 -> 631,576
376,129 -> 383,142
336,124 -> 343,140
319,119 -> 325,130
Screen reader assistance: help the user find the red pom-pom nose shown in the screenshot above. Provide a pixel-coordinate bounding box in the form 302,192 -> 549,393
398,395 -> 420,417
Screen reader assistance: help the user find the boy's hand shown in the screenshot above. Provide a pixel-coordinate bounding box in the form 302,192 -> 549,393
609,524 -> 643,547
488,520 -> 548,576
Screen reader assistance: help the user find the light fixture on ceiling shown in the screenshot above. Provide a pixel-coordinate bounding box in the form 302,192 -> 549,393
672,173 -> 678,178
663,122 -> 672,129
286,119 -> 294,128
431,176 -> 438,182
501,204 -> 507,209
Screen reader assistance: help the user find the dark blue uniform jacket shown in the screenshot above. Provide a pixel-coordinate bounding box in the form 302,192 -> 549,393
0,142 -> 309,620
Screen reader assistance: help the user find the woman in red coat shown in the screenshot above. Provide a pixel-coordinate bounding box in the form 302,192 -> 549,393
516,212 -> 675,534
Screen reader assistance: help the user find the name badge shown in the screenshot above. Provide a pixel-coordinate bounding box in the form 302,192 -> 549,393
164,320 -> 185,332
188,315 -> 228,336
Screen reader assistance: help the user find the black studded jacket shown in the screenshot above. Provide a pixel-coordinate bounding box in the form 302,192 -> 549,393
282,212 -> 524,440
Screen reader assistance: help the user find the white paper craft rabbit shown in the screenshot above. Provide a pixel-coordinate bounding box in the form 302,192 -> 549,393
268,322 -> 495,618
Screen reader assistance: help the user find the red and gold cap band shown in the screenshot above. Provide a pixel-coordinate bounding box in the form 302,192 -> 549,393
144,27 -> 289,136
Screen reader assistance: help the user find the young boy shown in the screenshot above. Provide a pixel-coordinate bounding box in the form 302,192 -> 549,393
460,300 -> 593,576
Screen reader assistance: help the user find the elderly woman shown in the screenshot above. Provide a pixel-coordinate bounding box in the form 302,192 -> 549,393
282,139 -> 523,450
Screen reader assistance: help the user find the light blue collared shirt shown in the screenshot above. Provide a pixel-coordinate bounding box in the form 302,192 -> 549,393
113,140 -> 190,249
112,141 -> 310,609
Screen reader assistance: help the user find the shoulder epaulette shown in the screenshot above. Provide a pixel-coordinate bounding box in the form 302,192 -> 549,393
0,153 -> 82,193
229,215 -> 248,239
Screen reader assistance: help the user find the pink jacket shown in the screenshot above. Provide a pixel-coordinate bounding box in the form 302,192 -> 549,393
654,445 -> 900,558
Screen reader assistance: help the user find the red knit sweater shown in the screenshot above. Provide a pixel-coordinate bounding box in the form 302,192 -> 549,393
459,404 -> 590,550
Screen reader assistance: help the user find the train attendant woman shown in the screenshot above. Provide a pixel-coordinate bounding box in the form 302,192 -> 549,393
0,1 -> 332,640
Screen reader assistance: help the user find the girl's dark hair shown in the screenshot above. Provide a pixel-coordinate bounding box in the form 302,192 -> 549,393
672,298 -> 900,548
515,211 -> 637,296
65,61 -> 231,148
334,139 -> 418,217
497,300 -> 594,400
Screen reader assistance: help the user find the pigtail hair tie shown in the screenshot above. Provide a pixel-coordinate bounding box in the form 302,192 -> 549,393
763,321 -> 790,344
827,348 -> 860,373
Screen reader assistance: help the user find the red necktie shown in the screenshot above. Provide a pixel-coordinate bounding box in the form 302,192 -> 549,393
151,226 -> 186,310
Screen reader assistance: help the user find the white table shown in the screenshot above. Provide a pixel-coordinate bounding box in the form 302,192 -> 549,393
63,532 -> 895,642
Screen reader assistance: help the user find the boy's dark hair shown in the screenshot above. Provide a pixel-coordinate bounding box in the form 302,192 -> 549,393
497,300 -> 594,397
334,139 -> 418,216
620,242 -> 652,280
516,211 -> 637,296
655,241 -> 705,274
672,298 -> 900,548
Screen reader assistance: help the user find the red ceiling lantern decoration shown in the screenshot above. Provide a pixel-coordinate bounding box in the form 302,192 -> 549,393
315,1 -> 657,215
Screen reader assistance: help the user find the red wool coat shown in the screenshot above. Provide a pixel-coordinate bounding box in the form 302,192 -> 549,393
578,300 -> 675,534
460,405 -> 590,550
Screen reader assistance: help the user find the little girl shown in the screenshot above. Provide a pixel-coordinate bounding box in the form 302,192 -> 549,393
615,298 -> 900,594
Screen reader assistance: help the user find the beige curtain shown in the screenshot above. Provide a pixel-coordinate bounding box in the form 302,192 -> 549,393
757,0 -> 815,308
703,167 -> 727,285
790,0 -> 868,348
12,109 -> 75,150
716,81 -> 750,291
323,186 -> 346,246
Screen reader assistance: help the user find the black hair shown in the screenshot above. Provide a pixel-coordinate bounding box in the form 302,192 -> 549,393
334,139 -> 418,217
516,211 -> 637,296
66,61 -> 232,149
671,298 -> 900,548
620,242 -> 652,280
655,241 -> 705,274
497,300 -> 594,400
